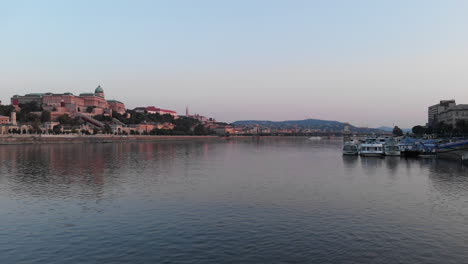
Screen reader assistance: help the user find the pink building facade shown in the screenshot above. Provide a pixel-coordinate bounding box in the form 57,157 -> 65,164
11,86 -> 126,119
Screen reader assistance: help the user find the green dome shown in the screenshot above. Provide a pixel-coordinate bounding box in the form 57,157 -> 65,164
95,85 -> 104,93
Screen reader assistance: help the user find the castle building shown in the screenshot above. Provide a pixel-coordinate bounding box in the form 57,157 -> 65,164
11,86 -> 126,119
107,100 -> 126,115
11,93 -> 44,105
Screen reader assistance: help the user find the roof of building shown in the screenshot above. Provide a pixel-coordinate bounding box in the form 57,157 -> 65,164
107,100 -> 124,104
79,93 -> 95,96
95,85 -> 104,93
43,93 -> 74,96
149,106 -> 177,114
24,93 -> 46,96
443,104 -> 468,111
135,106 -> 177,114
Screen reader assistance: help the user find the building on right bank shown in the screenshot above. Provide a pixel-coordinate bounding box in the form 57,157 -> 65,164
438,104 -> 468,128
428,99 -> 468,128
428,100 -> 456,127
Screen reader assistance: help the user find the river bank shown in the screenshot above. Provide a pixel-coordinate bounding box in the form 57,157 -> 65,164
0,135 -> 227,145
0,135 -> 325,145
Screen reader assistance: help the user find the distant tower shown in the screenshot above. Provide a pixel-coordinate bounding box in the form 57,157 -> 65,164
10,111 -> 17,125
343,123 -> 351,135
186,105 -> 189,117
95,85 -> 105,98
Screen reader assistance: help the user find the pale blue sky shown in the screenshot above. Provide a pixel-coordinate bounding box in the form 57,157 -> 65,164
2,0 -> 468,127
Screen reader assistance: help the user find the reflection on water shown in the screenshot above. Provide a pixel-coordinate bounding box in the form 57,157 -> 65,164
0,139 -> 468,264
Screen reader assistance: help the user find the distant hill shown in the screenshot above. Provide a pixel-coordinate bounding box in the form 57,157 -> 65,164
376,126 -> 394,132
232,119 -> 385,133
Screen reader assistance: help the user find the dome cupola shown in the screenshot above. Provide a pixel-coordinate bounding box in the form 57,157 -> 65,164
95,85 -> 105,98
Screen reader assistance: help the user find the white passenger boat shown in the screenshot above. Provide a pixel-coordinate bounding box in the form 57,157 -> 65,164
359,138 -> 384,157
360,143 -> 384,157
342,141 -> 359,155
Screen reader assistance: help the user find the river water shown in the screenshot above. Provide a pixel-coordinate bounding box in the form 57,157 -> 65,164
1,138 -> 467,263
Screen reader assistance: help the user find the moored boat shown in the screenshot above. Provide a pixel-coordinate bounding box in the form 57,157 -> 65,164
417,139 -> 438,156
384,138 -> 400,156
360,143 -> 384,157
342,141 -> 359,155
398,138 -> 420,157
437,139 -> 468,161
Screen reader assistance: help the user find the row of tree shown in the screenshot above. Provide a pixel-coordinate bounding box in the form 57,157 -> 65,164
414,120 -> 468,137
392,120 -> 468,137
0,102 -> 54,123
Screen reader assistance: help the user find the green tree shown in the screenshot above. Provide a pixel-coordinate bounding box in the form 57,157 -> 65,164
0,105 -> 14,116
56,114 -> 82,126
194,124 -> 211,135
456,120 -> 468,136
173,117 -> 199,134
32,122 -> 41,134
57,114 -> 73,125
112,112 -> 127,123
425,126 -> 433,135
435,121 -> 453,136
18,101 -> 42,113
17,112 -> 40,123
392,126 -> 404,136
102,124 -> 112,134
41,111 -> 51,123
412,125 -> 425,136
93,115 -> 112,122
52,125 -> 62,134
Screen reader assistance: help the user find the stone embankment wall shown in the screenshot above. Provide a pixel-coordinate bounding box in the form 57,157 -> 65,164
0,135 -> 222,145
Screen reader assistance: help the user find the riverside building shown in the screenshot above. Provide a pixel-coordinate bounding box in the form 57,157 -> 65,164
438,104 -> 468,128
134,106 -> 178,117
0,112 -> 19,134
428,100 -> 456,127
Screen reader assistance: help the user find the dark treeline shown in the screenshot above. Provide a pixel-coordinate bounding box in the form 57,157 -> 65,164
409,120 -> 468,137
